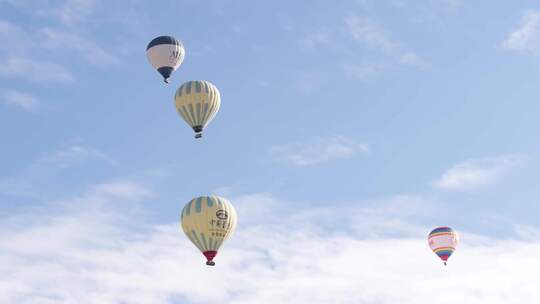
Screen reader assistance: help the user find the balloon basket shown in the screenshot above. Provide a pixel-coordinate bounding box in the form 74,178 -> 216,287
203,250 -> 217,266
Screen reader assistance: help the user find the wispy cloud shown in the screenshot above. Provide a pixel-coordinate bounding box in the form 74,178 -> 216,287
433,156 -> 520,191
298,28 -> 333,49
345,17 -> 423,66
3,0 -> 97,26
0,190 -> 538,303
41,0 -> 97,25
90,180 -> 153,202
0,57 -> 74,83
0,21 -> 75,83
0,145 -> 116,198
298,15 -> 423,81
40,28 -> 118,66
502,11 -> 540,55
1,89 -> 39,110
443,0 -> 462,8
341,62 -> 386,80
0,20 -> 26,50
0,20 -> 75,83
391,0 -> 462,10
269,136 -> 369,166
514,224 -> 540,241
41,145 -> 116,168
0,2 -> 121,85
3,0 -> 145,33
298,16 -> 422,66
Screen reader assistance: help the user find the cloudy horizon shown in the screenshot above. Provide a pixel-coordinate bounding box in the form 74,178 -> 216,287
2,0 -> 540,302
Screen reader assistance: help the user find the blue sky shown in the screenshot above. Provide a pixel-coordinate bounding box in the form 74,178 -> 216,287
1,0 -> 540,302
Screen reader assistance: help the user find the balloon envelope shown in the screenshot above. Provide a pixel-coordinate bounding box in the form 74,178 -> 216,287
174,80 -> 221,138
146,36 -> 185,83
428,227 -> 458,265
181,195 -> 237,266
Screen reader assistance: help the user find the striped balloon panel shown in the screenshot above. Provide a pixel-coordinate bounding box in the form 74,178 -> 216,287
181,196 -> 237,254
146,36 -> 185,70
146,36 -> 182,50
174,80 -> 221,129
434,248 -> 454,261
428,227 -> 458,261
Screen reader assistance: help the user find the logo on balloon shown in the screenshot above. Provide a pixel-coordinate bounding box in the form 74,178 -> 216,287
216,210 -> 228,220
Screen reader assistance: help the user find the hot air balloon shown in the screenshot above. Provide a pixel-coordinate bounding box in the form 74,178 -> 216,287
428,227 -> 458,265
174,80 -> 221,138
146,36 -> 185,83
181,195 -> 237,266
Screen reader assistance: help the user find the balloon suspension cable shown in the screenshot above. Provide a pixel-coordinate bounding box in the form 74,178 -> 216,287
206,261 -> 215,266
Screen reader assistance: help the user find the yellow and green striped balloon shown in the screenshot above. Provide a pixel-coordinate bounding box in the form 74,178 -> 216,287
174,80 -> 221,139
180,195 -> 237,266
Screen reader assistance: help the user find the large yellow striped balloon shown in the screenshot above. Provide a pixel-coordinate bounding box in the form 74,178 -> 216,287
174,80 -> 221,139
181,195 -> 237,266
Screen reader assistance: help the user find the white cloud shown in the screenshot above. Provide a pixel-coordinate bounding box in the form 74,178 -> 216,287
0,57 -> 74,83
41,145 -> 116,167
433,156 -> 520,191
345,17 -> 423,66
0,20 -> 33,54
297,14 -> 423,81
0,20 -> 76,83
432,0 -> 462,12
298,28 -> 333,49
514,224 -> 540,241
0,145 -> 116,197
269,136 -> 369,166
90,181 -> 153,201
1,89 -> 39,110
342,62 -> 386,80
1,190 -> 539,303
0,3 -> 120,85
294,71 -> 327,93
443,0 -> 462,8
347,17 -> 396,53
41,28 -> 118,66
502,11 -> 540,55
34,0 -> 97,25
3,0 -> 143,32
